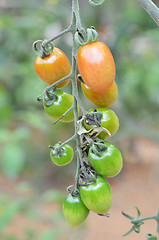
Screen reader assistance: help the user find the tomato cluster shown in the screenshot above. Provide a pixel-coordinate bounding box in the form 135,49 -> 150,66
34,40 -> 123,227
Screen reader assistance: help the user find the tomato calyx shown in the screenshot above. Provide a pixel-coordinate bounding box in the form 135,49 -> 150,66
67,185 -> 80,197
33,40 -> 54,59
75,27 -> 98,46
90,141 -> 107,157
49,142 -> 65,158
84,109 -> 103,127
79,164 -> 97,186
37,87 -> 58,107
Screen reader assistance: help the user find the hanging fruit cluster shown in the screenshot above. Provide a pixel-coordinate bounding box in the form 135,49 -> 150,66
33,0 -> 123,227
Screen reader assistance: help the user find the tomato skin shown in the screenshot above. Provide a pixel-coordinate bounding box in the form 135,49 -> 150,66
34,47 -> 71,87
88,141 -> 123,177
44,89 -> 75,122
77,41 -> 115,93
80,175 -> 112,214
50,143 -> 74,166
83,108 -> 119,139
81,81 -> 118,107
63,193 -> 89,227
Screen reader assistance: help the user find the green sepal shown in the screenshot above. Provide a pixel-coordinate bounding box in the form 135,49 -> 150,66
89,0 -> 105,6
84,110 -> 103,127
75,27 -> 98,46
32,39 -> 54,58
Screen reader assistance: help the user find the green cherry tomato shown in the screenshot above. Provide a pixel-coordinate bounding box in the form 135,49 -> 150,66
50,143 -> 74,166
44,89 -> 77,122
80,175 -> 112,214
88,141 -> 123,177
83,107 -> 119,139
63,193 -> 89,227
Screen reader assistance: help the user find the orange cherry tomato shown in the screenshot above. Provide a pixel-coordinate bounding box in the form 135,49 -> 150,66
77,41 -> 115,93
34,47 -> 71,88
81,81 -> 118,107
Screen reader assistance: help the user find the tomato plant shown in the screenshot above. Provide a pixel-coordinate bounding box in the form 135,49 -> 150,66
80,175 -> 112,214
83,107 -> 119,139
88,140 -> 123,177
34,47 -> 71,87
81,81 -> 118,107
63,192 -> 89,227
50,143 -> 74,166
32,0 -> 127,230
77,41 -> 115,93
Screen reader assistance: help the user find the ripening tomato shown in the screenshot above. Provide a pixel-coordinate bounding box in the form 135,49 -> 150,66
50,143 -> 74,166
77,41 -> 115,93
63,193 -> 89,227
44,89 -> 76,122
80,175 -> 112,214
34,47 -> 71,87
81,81 -> 118,107
88,141 -> 123,177
83,108 -> 119,139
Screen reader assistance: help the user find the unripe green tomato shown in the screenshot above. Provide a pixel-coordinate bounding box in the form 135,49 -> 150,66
63,193 -> 89,227
83,107 -> 119,139
88,141 -> 123,177
44,89 -> 77,122
80,175 -> 112,214
50,143 -> 74,166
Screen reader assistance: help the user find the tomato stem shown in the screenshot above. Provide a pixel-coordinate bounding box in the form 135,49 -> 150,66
43,25 -> 73,45
123,207 -> 159,237
71,0 -> 87,190
45,73 -> 72,92
50,134 -> 77,150
138,0 -> 159,27
53,106 -> 74,125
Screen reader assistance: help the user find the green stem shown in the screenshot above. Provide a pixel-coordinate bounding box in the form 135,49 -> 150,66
53,106 -> 74,125
71,0 -> 85,189
132,215 -> 156,224
75,95 -> 87,115
45,73 -> 72,92
43,25 -> 73,45
138,0 -> 159,27
72,0 -> 82,29
55,134 -> 77,149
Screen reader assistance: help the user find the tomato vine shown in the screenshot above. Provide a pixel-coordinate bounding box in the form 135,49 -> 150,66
32,0 -> 159,235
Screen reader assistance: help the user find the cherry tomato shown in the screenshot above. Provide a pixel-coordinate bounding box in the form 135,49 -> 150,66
34,47 -> 71,87
44,89 -> 76,122
81,81 -> 118,107
88,140 -> 123,177
77,41 -> 115,93
63,193 -> 89,227
83,108 -> 119,139
50,143 -> 74,166
80,175 -> 112,214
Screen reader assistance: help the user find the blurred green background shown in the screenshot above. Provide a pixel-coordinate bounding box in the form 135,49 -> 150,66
0,0 -> 159,239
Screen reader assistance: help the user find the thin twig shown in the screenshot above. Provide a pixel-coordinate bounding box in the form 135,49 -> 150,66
53,106 -> 74,125
138,0 -> 159,26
